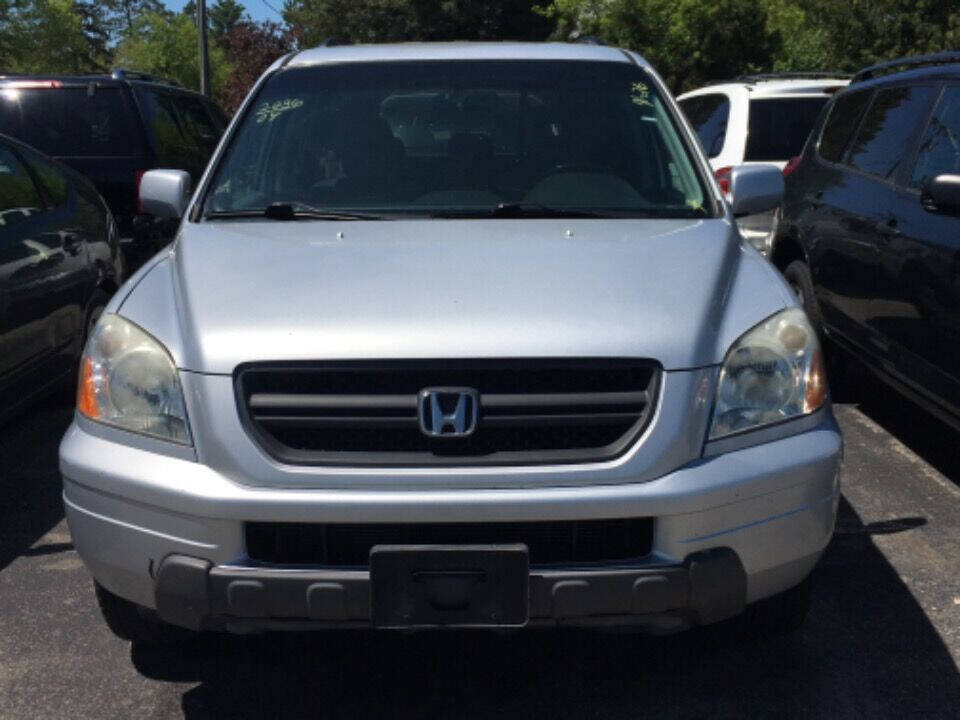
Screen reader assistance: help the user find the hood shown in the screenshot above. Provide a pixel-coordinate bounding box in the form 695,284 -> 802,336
122,218 -> 792,374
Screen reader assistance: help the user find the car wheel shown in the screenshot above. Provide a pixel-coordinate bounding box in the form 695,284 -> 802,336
782,260 -> 822,336
94,582 -> 193,645
744,574 -> 813,638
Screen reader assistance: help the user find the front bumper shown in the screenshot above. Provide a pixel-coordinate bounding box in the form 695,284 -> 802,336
153,547 -> 747,633
61,412 -> 841,631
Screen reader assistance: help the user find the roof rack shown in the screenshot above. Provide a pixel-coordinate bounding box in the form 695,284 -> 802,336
110,68 -> 182,87
702,72 -> 850,87
852,51 -> 960,83
575,35 -> 605,46
735,72 -> 851,83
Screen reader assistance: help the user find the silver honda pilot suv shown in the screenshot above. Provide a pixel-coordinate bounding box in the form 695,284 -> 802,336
61,42 -> 841,642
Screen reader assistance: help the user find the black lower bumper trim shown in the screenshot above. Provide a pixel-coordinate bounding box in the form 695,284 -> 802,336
153,548 -> 746,632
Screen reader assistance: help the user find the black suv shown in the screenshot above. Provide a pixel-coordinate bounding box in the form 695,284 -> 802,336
1,133 -> 123,421
0,70 -> 227,272
772,52 -> 960,429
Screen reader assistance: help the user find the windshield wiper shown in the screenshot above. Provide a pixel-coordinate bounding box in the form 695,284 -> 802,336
205,203 -> 383,221
433,203 -> 608,219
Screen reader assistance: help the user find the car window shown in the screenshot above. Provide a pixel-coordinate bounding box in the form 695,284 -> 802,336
745,97 -> 830,162
678,94 -> 729,158
204,100 -> 229,133
910,86 -> 960,188
133,87 -> 188,167
23,152 -> 69,207
175,95 -> 221,154
0,145 -> 44,228
205,61 -> 709,219
818,90 -> 872,163
846,85 -> 936,179
0,87 -> 139,158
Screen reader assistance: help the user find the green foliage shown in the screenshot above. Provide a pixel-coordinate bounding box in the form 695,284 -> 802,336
539,0 -> 960,90
113,10 -> 232,94
538,0 -> 779,91
182,0 -> 247,45
283,0 -> 551,46
210,0 -> 246,41
2,1 -> 111,74
101,0 -> 164,41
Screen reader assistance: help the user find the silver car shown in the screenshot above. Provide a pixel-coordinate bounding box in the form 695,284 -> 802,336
60,43 -> 841,642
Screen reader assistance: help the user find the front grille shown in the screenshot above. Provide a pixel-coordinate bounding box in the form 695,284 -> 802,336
245,519 -> 654,568
236,359 -> 660,466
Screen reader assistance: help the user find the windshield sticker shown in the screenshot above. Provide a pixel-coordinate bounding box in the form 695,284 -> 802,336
256,98 -> 304,124
630,82 -> 652,108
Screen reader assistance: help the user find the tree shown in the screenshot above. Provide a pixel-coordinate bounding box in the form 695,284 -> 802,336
795,0 -> 959,72
183,0 -> 247,46
537,0 -> 960,88
210,0 -> 246,42
1,1 -> 112,74
102,0 -> 164,42
283,0 -> 551,47
539,0 -> 781,92
114,10 -> 232,94
220,20 -> 294,113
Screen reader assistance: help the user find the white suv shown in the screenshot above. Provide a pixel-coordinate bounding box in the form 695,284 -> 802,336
678,74 -> 849,253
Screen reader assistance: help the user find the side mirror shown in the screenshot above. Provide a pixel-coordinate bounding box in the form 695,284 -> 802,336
921,174 -> 960,215
140,169 -> 191,219
728,164 -> 784,217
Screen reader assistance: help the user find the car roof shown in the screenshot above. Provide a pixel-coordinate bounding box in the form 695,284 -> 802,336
678,77 -> 849,100
847,64 -> 960,93
0,72 -> 209,98
287,42 -> 641,69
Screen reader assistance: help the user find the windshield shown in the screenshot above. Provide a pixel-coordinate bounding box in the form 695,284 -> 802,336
202,61 -> 709,219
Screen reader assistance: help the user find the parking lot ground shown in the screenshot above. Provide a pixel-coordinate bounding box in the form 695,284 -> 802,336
1,379 -> 959,719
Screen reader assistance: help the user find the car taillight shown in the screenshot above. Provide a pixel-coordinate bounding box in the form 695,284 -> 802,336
783,156 -> 802,178
714,166 -> 732,194
135,170 -> 146,214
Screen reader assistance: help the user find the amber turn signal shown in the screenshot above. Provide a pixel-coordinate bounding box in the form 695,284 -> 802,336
805,349 -> 827,412
77,356 -> 99,419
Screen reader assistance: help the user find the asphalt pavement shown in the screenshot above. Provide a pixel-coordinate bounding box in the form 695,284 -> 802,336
1,374 -> 958,719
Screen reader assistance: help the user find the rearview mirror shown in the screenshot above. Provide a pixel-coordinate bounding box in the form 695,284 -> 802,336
728,164 -> 784,217
140,169 -> 191,219
921,174 -> 960,215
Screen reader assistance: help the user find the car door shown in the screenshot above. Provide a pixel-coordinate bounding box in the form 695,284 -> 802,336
0,141 -> 85,409
803,89 -> 877,348
874,83 -> 960,416
837,84 -> 939,363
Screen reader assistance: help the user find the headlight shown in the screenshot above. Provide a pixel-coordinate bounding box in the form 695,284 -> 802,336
709,308 -> 826,440
77,314 -> 192,445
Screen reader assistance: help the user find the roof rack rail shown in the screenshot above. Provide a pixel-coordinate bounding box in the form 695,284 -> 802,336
738,72 -> 851,82
110,68 -> 182,87
575,35 -> 605,46
703,71 -> 850,87
852,51 -> 960,83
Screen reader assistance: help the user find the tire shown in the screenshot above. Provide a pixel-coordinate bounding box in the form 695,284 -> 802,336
744,575 -> 812,638
782,260 -> 822,337
94,582 -> 193,645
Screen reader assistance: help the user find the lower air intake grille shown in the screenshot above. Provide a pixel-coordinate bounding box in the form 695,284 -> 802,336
236,359 -> 660,466
245,519 -> 655,568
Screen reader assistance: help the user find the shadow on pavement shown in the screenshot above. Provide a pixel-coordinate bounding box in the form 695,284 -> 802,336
0,393 -> 74,572
130,498 -> 960,719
